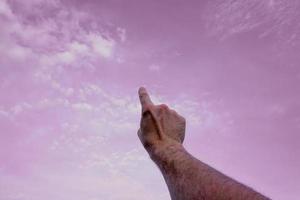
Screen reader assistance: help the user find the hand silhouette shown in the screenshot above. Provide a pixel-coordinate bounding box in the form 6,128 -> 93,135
137,87 -> 186,152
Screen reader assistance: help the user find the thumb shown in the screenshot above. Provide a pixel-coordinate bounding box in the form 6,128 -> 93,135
140,109 -> 157,134
140,109 -> 164,140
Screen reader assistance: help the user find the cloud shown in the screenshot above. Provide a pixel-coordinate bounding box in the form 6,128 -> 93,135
0,1 -> 9,14
204,0 -> 300,47
0,0 -> 121,71
0,110 -> 10,119
117,27 -> 127,42
149,64 -> 161,72
11,102 -> 32,115
87,33 -> 115,58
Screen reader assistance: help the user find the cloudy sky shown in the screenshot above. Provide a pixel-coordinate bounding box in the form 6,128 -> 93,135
0,0 -> 299,199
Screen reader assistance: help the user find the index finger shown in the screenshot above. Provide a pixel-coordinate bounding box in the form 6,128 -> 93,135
138,87 -> 154,109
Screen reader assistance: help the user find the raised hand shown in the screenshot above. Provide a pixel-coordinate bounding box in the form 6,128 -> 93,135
137,87 -> 186,153
137,87 -> 270,200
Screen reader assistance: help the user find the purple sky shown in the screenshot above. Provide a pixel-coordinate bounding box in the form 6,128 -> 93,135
0,0 -> 300,199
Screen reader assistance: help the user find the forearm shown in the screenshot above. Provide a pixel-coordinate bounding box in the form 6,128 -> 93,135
149,142 -> 270,200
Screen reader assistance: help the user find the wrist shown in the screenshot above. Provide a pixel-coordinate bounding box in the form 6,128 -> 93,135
149,140 -> 185,164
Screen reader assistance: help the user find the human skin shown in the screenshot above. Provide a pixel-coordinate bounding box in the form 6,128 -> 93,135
137,87 -> 270,200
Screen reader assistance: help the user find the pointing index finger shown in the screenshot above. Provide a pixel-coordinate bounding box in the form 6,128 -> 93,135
138,87 -> 154,109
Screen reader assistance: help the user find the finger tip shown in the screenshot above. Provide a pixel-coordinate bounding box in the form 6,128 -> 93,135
138,86 -> 147,94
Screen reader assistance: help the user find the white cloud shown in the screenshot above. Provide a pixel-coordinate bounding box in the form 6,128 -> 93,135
0,0 -> 13,18
69,41 -> 90,54
117,27 -> 127,42
0,110 -> 9,118
57,51 -> 76,64
37,98 -> 70,109
149,64 -> 161,72
0,0 -> 120,71
72,103 -> 94,112
11,102 -> 32,115
87,33 -> 115,58
204,0 -> 300,47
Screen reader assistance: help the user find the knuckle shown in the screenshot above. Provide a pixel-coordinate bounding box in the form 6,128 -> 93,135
170,109 -> 178,114
158,104 -> 169,110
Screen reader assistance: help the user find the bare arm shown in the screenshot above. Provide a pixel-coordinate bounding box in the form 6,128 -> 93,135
137,87 -> 270,200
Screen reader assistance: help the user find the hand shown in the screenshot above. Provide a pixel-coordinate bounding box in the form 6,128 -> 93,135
137,87 -> 186,153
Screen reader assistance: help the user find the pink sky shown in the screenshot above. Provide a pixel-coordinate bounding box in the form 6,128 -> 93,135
0,0 -> 300,199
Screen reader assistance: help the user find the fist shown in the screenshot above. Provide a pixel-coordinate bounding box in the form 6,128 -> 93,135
137,87 -> 186,152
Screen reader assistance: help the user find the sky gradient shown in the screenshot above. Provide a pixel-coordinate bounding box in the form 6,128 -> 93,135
0,0 -> 300,199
